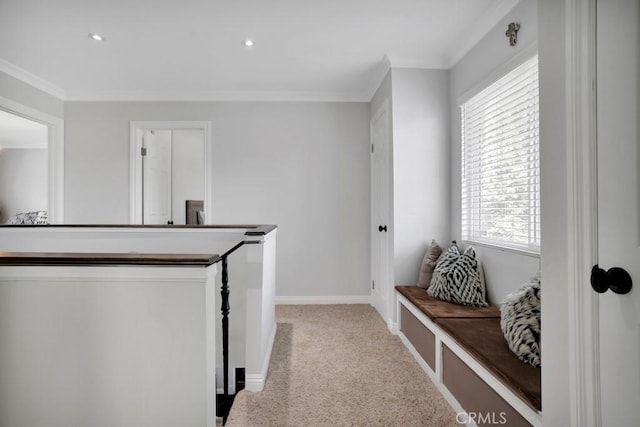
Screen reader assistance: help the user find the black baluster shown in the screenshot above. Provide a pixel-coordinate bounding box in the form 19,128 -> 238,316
215,240 -> 260,425
221,256 -> 230,424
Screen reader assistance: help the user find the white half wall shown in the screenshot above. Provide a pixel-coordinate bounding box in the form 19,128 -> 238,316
245,231 -> 277,391
0,264 -> 217,427
449,0 -> 540,304
0,227 -> 253,387
63,101 -> 371,299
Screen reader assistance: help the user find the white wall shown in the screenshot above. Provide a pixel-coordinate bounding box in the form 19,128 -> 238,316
449,0 -> 540,304
64,102 -> 371,299
538,0 -> 570,424
0,148 -> 48,223
391,68 -> 450,285
369,68 -> 451,286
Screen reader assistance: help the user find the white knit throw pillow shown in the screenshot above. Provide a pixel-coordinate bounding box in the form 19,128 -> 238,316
500,274 -> 541,367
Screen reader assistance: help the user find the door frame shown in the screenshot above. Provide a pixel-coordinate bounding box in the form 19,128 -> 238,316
370,99 -> 394,330
564,0 -> 601,425
0,96 -> 65,223
129,121 -> 213,224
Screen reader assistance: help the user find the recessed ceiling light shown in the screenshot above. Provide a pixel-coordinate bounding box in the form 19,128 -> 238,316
88,33 -> 105,42
242,39 -> 254,48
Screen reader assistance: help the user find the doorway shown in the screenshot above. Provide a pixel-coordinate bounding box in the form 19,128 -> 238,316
130,121 -> 213,225
0,96 -> 64,224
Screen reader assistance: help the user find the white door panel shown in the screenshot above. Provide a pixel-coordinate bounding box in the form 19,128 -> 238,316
371,101 -> 392,323
596,0 -> 640,425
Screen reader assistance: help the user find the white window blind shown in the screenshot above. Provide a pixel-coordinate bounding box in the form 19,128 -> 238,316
461,55 -> 540,253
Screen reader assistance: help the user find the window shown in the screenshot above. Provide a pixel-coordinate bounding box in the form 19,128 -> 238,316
461,55 -> 540,253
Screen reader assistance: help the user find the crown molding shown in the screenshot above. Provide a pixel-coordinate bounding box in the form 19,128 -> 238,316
362,55 -> 392,101
363,53 -> 453,101
64,89 -> 370,103
386,55 -> 449,70
0,59 -> 66,100
0,58 -> 373,103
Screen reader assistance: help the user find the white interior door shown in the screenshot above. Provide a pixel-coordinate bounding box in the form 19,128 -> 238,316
371,101 -> 392,323
596,1 -> 640,425
143,130 -> 173,224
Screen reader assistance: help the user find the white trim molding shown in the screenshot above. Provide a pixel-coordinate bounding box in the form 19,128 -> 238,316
275,295 -> 372,305
245,322 -> 277,392
457,42 -> 538,106
129,121 -> 213,225
0,96 -> 65,223
67,89 -> 369,103
0,59 -> 66,100
565,0 -> 601,426
363,55 -> 392,101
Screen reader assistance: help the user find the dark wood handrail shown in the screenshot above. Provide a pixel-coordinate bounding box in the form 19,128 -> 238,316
0,252 -> 220,266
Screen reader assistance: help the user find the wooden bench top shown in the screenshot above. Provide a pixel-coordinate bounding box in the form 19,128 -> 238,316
395,285 -> 500,319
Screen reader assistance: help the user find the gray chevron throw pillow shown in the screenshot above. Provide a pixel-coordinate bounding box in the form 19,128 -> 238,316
427,244 -> 487,307
500,274 -> 541,367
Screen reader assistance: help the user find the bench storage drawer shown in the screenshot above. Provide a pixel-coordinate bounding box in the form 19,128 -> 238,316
442,345 -> 531,427
400,304 -> 436,371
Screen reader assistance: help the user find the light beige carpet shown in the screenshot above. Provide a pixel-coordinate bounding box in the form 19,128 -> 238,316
226,305 -> 459,426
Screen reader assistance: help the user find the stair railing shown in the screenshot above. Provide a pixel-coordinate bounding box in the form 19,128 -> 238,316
215,239 -> 261,425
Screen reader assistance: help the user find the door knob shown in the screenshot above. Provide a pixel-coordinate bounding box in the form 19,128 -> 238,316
590,265 -> 632,294
378,225 -> 387,232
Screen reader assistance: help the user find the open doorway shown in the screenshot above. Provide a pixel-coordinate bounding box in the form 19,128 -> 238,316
130,121 -> 212,225
0,109 -> 48,223
0,98 -> 64,224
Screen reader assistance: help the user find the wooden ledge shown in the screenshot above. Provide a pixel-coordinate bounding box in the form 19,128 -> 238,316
1,224 -> 277,231
0,252 -> 220,267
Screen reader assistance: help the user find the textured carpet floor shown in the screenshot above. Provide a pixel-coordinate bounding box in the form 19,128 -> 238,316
226,305 -> 459,426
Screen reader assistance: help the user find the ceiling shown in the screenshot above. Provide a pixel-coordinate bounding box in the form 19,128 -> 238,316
0,109 -> 48,149
0,0 -> 520,102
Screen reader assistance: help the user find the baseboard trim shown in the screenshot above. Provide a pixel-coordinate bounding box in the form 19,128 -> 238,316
388,321 -> 399,335
245,321 -> 277,392
275,295 -> 372,305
